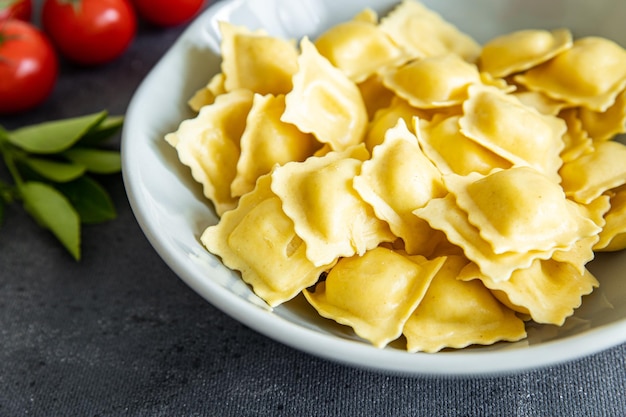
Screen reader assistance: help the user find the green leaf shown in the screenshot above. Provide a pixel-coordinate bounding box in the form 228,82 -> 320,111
0,125 -> 8,142
7,111 -> 108,154
20,181 -> 81,260
62,148 -> 121,174
56,176 -> 117,224
78,115 -> 124,146
24,157 -> 86,182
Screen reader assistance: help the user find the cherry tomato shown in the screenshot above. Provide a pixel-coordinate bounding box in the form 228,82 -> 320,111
0,0 -> 33,21
132,0 -> 205,27
42,0 -> 136,66
0,19 -> 58,114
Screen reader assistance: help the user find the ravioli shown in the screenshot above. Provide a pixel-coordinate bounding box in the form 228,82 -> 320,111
354,119 -> 447,255
188,73 -> 227,112
219,21 -> 299,95
202,174 -> 333,307
314,18 -> 406,83
558,108 -> 594,163
304,247 -> 445,348
560,140 -> 626,204
271,145 -> 395,267
364,96 -> 430,151
166,0 -> 626,353
165,89 -> 254,215
479,28 -> 572,78
414,194 -> 555,281
595,185 -> 626,252
515,37 -> 626,111
404,256 -> 526,353
383,54 -> 482,109
459,259 -> 599,326
417,114 -> 512,176
282,38 -> 368,151
379,0 -> 481,62
459,85 -> 566,182
231,94 -> 321,197
578,88 -> 626,142
445,167 -> 601,255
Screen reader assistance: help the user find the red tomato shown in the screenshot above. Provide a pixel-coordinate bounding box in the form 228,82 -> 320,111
0,19 -> 58,114
0,0 -> 33,21
42,0 -> 136,66
132,0 -> 205,27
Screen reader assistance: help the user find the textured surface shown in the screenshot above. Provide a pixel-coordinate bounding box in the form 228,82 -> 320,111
1,2 -> 626,416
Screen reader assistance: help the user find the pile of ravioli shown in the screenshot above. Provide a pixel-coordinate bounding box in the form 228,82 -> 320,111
165,0 -> 626,352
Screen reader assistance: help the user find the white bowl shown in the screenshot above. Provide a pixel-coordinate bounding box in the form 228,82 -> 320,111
122,0 -> 626,376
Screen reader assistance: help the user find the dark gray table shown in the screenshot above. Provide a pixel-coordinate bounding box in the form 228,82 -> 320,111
1,3 -> 625,416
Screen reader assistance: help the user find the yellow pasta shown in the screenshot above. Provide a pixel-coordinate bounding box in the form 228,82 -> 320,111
219,21 -> 298,95
560,140 -> 626,204
479,28 -> 572,78
595,185 -> 626,252
282,38 -> 368,151
202,174 -> 333,307
379,0 -> 481,62
444,167 -> 600,255
270,145 -> 395,267
304,247 -> 445,348
417,114 -> 512,175
382,53 -> 482,109
165,89 -> 254,215
314,17 -> 405,83
459,259 -> 599,326
459,85 -> 566,183
515,37 -> 626,111
404,256 -> 526,353
353,119 -> 447,256
579,89 -> 626,142
231,93 -> 320,197
165,0 -> 626,353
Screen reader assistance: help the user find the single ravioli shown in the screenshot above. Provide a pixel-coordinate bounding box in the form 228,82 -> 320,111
459,259 -> 599,326
479,28 -> 572,78
201,174 -> 332,307
304,247 -> 445,348
379,0 -> 481,63
314,17 -> 406,83
459,85 -> 566,183
282,38 -> 368,151
382,53 -> 482,109
515,37 -> 626,112
353,119 -> 447,255
417,114 -> 512,176
165,89 -> 254,215
271,145 -> 395,267
219,22 -> 299,95
404,255 -> 526,353
414,194 -> 557,281
560,140 -> 626,204
444,167 -> 601,255
231,94 -> 321,197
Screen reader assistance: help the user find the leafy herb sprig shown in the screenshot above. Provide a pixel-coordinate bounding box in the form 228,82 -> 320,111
0,111 -> 123,260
